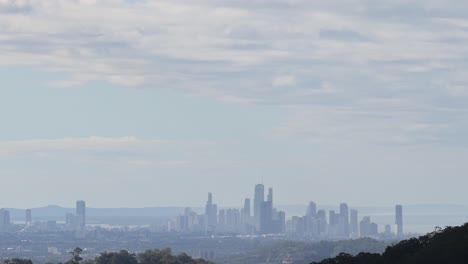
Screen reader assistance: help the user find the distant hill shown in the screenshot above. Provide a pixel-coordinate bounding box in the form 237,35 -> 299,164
311,223 -> 468,264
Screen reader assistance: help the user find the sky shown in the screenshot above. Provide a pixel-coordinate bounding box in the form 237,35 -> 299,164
1,0 -> 468,208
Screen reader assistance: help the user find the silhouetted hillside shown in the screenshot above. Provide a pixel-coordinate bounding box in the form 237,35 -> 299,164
311,223 -> 468,264
1,248 -> 213,264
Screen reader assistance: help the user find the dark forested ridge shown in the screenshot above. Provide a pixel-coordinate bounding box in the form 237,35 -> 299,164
215,238 -> 388,264
312,223 -> 468,264
0,248 -> 212,264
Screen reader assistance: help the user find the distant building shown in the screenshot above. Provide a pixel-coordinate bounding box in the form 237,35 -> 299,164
359,216 -> 371,237
259,201 -> 273,234
0,209 -> 11,231
395,204 -> 403,236
225,208 -> 241,233
340,203 -> 349,237
384,224 -> 392,236
316,210 -> 327,236
306,201 -> 317,218
350,209 -> 359,237
267,188 -> 273,203
76,200 -> 86,229
370,222 -> 378,237
25,209 -> 32,225
360,216 -> 378,238
205,192 -> 217,231
243,198 -> 251,218
218,209 -> 226,227
254,184 -> 264,230
276,210 -> 286,234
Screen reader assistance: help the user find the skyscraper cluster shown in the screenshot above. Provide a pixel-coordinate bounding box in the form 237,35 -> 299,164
287,202 -> 356,239
175,185 -> 404,239
176,184 -> 286,234
65,200 -> 87,237
286,203 -> 404,239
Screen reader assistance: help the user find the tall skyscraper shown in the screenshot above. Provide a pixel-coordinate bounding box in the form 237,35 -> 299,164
25,209 -> 32,225
306,201 -> 317,218
359,216 -> 371,237
267,188 -> 273,203
329,210 -> 337,226
350,209 -> 358,236
340,203 -> 349,237
254,184 -> 264,229
259,201 -> 273,234
0,209 -> 9,230
395,204 -> 403,236
218,209 -> 226,227
316,210 -> 327,235
1,209 -> 10,230
76,200 -> 86,229
205,192 -> 212,224
243,198 -> 251,218
205,192 -> 217,230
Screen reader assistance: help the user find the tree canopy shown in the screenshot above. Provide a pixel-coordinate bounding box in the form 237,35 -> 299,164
311,223 -> 468,264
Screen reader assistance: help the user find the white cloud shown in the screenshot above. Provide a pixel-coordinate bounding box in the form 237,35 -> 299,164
1,0 -> 468,146
272,75 -> 296,87
0,136 -> 214,162
446,85 -> 468,97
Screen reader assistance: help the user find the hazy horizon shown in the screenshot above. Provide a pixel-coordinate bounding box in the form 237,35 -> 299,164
1,0 -> 468,209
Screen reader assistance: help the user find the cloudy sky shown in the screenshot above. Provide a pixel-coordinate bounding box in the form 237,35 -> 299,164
1,0 -> 468,208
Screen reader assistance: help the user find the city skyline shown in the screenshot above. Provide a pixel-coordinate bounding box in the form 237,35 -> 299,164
0,184 -> 405,241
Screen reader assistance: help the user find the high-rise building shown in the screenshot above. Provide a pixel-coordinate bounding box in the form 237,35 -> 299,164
395,204 -> 403,236
384,224 -> 392,236
350,209 -> 358,236
267,188 -> 273,203
25,209 -> 32,225
205,193 -> 217,230
329,210 -> 337,226
3,210 -> 10,228
205,192 -> 213,218
316,209 -> 327,235
359,216 -> 371,237
254,184 -> 264,229
370,222 -> 379,237
65,212 -> 75,229
359,216 -> 379,237
340,203 -> 349,237
226,208 -> 241,233
243,198 -> 251,218
277,211 -> 286,233
306,201 -> 317,218
259,201 -> 273,234
76,200 -> 86,229
218,209 -> 226,227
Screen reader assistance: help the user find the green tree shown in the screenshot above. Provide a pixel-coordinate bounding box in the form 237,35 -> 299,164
4,259 -> 33,264
66,247 -> 84,264
96,250 -> 138,264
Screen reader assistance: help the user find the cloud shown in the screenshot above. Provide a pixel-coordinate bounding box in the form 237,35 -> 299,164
0,137 -> 216,167
272,75 -> 296,87
272,104 -> 466,146
0,0 -> 32,13
1,0 -> 468,146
